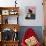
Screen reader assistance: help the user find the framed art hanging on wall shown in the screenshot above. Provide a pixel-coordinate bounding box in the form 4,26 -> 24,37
25,6 -> 36,20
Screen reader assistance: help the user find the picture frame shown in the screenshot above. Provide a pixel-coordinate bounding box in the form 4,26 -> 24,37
25,6 -> 36,19
2,10 -> 9,15
9,10 -> 18,15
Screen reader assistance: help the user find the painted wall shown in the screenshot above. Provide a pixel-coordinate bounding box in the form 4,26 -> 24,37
0,0 -> 44,26
18,0 -> 44,26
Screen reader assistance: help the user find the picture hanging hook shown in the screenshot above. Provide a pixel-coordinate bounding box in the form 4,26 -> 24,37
15,0 -> 17,7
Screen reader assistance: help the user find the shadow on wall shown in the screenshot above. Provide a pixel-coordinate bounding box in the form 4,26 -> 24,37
18,26 -> 43,44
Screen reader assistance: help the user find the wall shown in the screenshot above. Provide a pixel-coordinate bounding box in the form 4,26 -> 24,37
18,0 -> 44,26
0,0 -> 44,26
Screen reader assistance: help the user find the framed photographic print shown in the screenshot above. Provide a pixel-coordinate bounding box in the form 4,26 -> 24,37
2,10 -> 9,15
9,10 -> 15,15
25,6 -> 36,19
9,10 -> 18,15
